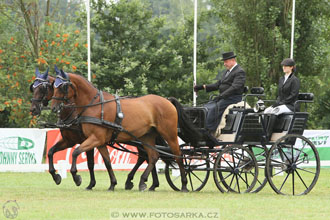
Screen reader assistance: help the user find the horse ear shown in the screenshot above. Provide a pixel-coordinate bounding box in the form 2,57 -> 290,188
54,65 -> 60,75
35,67 -> 41,77
41,67 -> 49,80
60,69 -> 69,80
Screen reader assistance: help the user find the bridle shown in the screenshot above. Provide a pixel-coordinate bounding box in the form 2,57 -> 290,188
51,75 -> 76,104
30,78 -> 53,107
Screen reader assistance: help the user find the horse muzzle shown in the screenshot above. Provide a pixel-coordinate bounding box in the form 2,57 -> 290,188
30,106 -> 41,116
51,104 -> 62,114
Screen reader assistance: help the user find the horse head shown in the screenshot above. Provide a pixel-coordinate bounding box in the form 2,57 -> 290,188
30,67 -> 54,116
51,65 -> 76,113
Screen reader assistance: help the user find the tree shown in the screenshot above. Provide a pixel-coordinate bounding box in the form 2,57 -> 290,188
210,0 -> 330,128
0,0 -> 87,127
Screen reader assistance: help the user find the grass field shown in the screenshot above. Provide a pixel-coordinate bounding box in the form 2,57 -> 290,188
1,168 -> 330,220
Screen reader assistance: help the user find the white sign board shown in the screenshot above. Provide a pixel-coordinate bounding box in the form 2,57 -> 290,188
0,128 -> 46,171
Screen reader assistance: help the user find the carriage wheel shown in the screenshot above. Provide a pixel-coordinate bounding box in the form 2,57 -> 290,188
265,134 -> 320,195
249,144 -> 268,193
165,152 -> 210,192
213,145 -> 258,193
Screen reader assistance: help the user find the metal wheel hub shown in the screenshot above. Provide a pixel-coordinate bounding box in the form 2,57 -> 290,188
233,168 -> 240,174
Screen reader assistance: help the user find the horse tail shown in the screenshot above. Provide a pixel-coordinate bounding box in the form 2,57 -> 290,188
168,97 -> 202,146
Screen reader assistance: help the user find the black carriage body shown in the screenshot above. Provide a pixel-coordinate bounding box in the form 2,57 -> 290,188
181,105 -> 309,146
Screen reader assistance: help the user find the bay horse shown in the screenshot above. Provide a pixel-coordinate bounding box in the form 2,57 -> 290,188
51,71 -> 198,191
30,66 -> 162,191
30,67 -> 117,190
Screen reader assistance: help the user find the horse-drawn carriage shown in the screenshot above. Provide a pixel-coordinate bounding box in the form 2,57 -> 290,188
164,88 -> 320,195
30,67 -> 320,196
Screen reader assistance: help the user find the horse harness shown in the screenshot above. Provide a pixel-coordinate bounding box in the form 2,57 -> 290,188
30,77 -> 52,106
78,91 -> 125,145
53,85 -> 182,158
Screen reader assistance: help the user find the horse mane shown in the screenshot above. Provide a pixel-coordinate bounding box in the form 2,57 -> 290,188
48,75 -> 55,82
67,73 -> 98,90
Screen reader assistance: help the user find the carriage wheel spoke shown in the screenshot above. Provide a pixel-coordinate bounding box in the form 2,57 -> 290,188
293,146 -> 306,164
250,171 -> 263,186
245,172 -> 249,188
228,174 -> 235,192
270,158 -> 287,166
221,156 -> 234,170
231,149 -> 237,168
187,172 -> 194,191
235,174 -> 241,193
186,159 -> 194,191
295,170 -> 308,190
296,167 -> 316,175
291,145 -> 294,165
221,171 -> 234,182
273,167 -> 288,176
278,146 -> 292,164
237,171 -> 250,187
292,169 -> 295,195
238,158 -> 253,170
279,172 -> 290,191
235,149 -> 244,167
190,170 -> 204,183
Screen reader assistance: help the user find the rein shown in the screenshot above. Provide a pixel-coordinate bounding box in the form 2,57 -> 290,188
53,76 -> 183,159
59,96 -> 127,109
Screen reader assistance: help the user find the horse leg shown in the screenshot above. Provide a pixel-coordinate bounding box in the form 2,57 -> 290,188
98,146 -> 117,191
71,145 -> 83,186
139,148 -> 160,191
157,128 -> 188,192
125,152 -> 145,190
138,134 -> 159,191
85,149 -> 96,190
148,166 -> 159,191
70,135 -> 103,186
48,139 -> 73,185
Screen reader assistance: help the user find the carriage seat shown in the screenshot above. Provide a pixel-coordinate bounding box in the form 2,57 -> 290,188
268,93 -> 313,142
214,101 -> 251,140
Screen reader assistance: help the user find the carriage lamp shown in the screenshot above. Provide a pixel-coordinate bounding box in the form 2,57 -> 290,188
254,99 -> 265,112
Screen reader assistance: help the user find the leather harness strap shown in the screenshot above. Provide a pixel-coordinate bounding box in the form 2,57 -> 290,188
78,91 -> 124,144
109,94 -> 124,144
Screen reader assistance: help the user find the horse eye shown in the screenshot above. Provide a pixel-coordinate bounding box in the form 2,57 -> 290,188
29,84 -> 34,93
61,84 -> 68,93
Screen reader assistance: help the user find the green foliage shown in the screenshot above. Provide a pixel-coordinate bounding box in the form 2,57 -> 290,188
0,0 -> 329,128
0,11 -> 36,127
89,0 -> 198,102
210,0 -> 330,128
0,0 -> 87,127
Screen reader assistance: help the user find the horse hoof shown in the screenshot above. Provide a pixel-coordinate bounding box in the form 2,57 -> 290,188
148,184 -> 159,191
125,182 -> 134,190
139,183 -> 147,191
86,181 -> 96,190
53,174 -> 62,185
108,186 -> 115,191
74,175 -> 82,186
85,185 -> 93,190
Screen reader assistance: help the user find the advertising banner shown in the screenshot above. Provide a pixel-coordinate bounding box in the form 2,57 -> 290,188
0,128 -> 47,171
46,129 -> 143,170
302,130 -> 330,166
